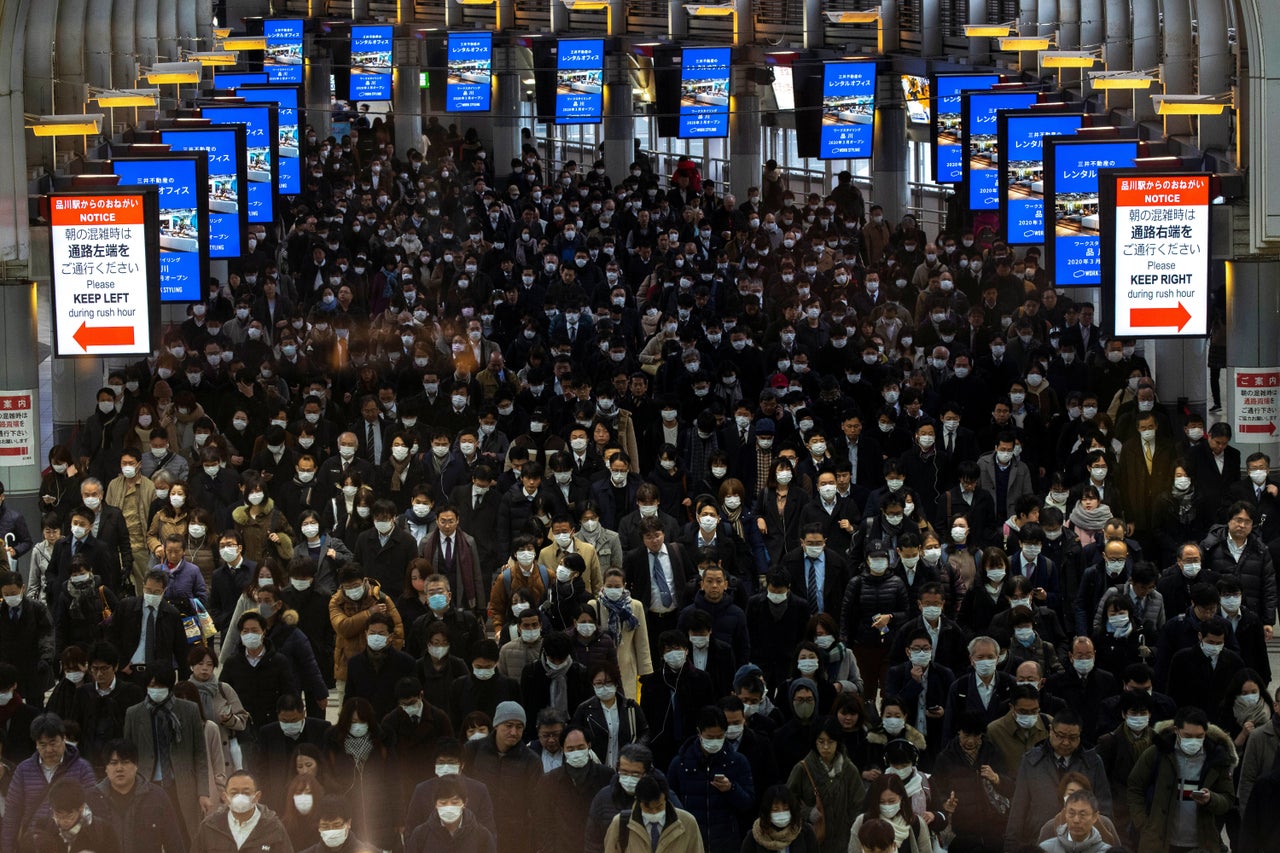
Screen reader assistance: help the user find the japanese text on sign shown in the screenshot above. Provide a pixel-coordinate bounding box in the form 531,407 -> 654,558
0,392 -> 36,466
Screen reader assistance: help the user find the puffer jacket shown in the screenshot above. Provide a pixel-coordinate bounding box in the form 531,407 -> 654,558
328,580 -> 404,681
1126,720 -> 1237,853
665,734 -> 755,853
839,570 -> 909,645
1202,525 -> 1277,625
1,744 -> 97,851
231,497 -> 295,565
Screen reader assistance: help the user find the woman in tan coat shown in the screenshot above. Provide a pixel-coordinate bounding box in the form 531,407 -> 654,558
147,481 -> 192,557
589,567 -> 653,696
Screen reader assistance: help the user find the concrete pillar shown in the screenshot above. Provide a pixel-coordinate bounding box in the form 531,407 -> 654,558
968,0 -> 989,65
734,0 -> 753,45
1193,0 -> 1231,153
307,54 -> 333,142
491,48 -> 523,170
393,42 -> 421,157
668,0 -> 686,39
728,70 -> 759,200
601,58 -> 633,175
920,0 -> 940,56
549,0 -> 568,33
1151,337 -> 1208,410
110,0 -> 138,92
1102,0 -> 1132,111
870,80 -> 908,223
0,283 -> 47,532
1225,259 -> 1280,457
802,0 -> 823,49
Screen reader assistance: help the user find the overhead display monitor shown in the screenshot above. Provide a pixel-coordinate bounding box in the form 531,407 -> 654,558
49,190 -> 161,357
234,86 -> 301,196
1043,137 -> 1140,286
555,39 -> 604,125
820,61 -> 877,159
961,89 -> 1038,211
932,73 -> 1000,183
160,125 -> 249,259
350,25 -> 393,101
111,155 -> 209,303
678,47 -> 731,138
1101,171 -> 1212,338
200,104 -> 277,224
263,19 -> 304,84
901,75 -> 930,124
214,71 -> 269,89
446,32 -> 493,112
998,111 -> 1086,245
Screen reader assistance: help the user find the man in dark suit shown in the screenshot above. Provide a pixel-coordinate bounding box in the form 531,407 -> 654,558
832,411 -> 883,491
885,628 -> 956,764
352,395 -> 392,466
316,432 -> 376,504
1227,452 -> 1280,542
72,641 -> 147,770
798,469 -> 860,555
449,463 -> 502,574
943,635 -> 1015,742
887,582 -> 971,675
1116,410 -> 1177,547
936,404 -> 981,465
1166,615 -> 1246,716
257,692 -> 331,809
47,505 -> 118,615
495,462 -> 549,558
779,522 -> 849,621
588,453 -> 641,531
545,451 -> 593,520
1043,637 -> 1120,746
616,483 -> 682,553
623,516 -> 692,662
934,461 -> 998,548
108,569 -> 193,684
352,498 -> 419,599
79,478 -> 133,594
1188,422 -> 1241,517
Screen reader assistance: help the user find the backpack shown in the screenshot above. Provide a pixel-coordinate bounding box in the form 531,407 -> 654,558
501,564 -> 549,596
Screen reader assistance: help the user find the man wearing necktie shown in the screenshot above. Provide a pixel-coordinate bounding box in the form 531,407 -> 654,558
625,516 -> 689,663
1117,411 -> 1172,554
1227,452 -> 1280,543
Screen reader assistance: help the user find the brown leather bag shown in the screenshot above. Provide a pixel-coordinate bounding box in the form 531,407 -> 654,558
800,760 -> 827,843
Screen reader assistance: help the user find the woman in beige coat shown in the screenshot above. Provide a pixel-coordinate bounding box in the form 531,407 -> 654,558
590,567 -> 653,697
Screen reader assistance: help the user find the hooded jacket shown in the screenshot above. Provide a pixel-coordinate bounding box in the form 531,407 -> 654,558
1125,720 -> 1237,853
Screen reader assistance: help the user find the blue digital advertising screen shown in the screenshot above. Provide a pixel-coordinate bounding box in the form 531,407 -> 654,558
555,39 -> 604,125
234,86 -> 301,196
678,47 -> 731,139
819,61 -> 876,159
932,73 -> 1000,183
350,25 -> 393,101
961,90 -> 1038,211
998,112 -> 1086,245
263,19 -> 304,84
160,126 -> 248,259
111,156 -> 207,303
199,104 -> 276,224
1044,137 -> 1140,286
446,32 -> 493,112
213,71 -> 268,89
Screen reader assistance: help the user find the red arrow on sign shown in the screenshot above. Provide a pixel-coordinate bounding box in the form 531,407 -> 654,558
1240,422 -> 1278,435
1129,302 -> 1192,331
72,322 -> 135,351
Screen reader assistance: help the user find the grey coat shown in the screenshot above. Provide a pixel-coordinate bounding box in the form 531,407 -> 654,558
123,696 -> 210,838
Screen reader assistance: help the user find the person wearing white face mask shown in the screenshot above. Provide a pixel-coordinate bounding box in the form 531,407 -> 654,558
218,610 -> 308,750
105,448 -> 158,593
665,705 -> 755,851
121,666 -> 210,835
977,433 -> 1034,525
230,471 -> 295,569
1125,706 -> 1234,853
187,769 -> 292,853
343,613 -> 418,722
844,539 -> 910,706
603,773 -> 704,853
403,775 -> 497,853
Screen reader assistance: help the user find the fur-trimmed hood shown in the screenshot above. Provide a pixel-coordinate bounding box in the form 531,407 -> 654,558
1149,718 -> 1238,770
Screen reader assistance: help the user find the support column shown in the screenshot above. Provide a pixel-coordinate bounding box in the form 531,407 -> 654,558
870,78 -> 908,223
968,0 -> 989,65
1151,337 -> 1208,410
728,68 -> 759,201
490,47 -> 523,171
0,283 -> 46,536
601,57 -> 633,174
668,0 -> 686,39
1225,259 -> 1280,457
51,354 -> 105,450
802,0 -> 823,49
307,54 -> 333,142
392,42 -> 421,156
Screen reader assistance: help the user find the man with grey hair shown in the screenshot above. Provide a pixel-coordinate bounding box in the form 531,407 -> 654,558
943,635 -> 1015,742
79,476 -> 132,593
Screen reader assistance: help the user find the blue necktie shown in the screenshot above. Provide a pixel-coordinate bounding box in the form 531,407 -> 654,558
652,551 -> 672,608
807,558 -> 820,615
649,822 -> 661,851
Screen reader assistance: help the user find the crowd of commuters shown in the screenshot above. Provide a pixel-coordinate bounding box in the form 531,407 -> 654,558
0,121 -> 1273,853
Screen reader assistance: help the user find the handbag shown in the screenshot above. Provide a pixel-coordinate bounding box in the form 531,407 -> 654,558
97,586 -> 113,626
181,612 -> 202,644
192,598 -> 217,640
800,760 -> 827,843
